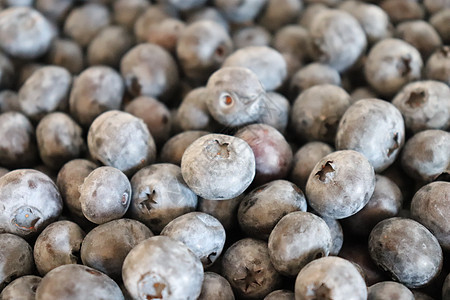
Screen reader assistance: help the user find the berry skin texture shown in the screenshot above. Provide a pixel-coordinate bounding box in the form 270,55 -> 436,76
306,150 -> 375,219
0,169 -> 62,238
368,217 -> 443,288
221,238 -> 281,299
36,264 -> 124,300
410,182 -> 450,251
33,220 -> 85,276
198,272 -> 235,300
206,67 -> 265,127
0,275 -> 41,300
80,219 -> 153,279
368,281 -> 414,300
129,163 -> 198,233
336,98 -> 405,172
392,80 -> 450,133
294,256 -> 367,300
268,211 -> 332,276
181,133 -> 256,200
364,38 -> 423,97
87,110 -> 156,176
308,9 -> 367,72
122,236 -> 203,300
401,129 -> 450,182
0,7 -> 56,59
161,212 -> 225,269
79,166 -> 131,224
235,124 -> 293,186
0,234 -> 34,292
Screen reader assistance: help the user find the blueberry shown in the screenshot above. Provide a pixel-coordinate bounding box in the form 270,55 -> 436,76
268,211 -> 332,276
0,169 -> 62,238
380,0 -> 425,24
424,0 -> 450,14
0,112 -> 37,168
177,20 -> 232,83
18,66 -> 72,122
222,46 -> 287,91
320,216 -> 344,256
18,63 -> 44,88
0,7 -> 55,59
133,5 -> 179,44
198,272 -> 235,300
198,194 -> 243,231
56,159 -> 97,219
235,124 -> 292,185
429,7 -> 450,45
298,3 -> 328,29
129,163 -> 198,233
295,256 -> 367,300
33,220 -> 85,275
121,43 -> 179,100
142,18 -> 185,54
392,80 -> 450,133
273,25 -> 309,76
87,26 -> 134,68
257,0 -> 303,33
413,290 -> 435,300
160,130 -> 209,165
87,110 -> 156,176
36,112 -> 85,170
232,26 -> 271,49
410,182 -> 450,251
221,238 -> 281,299
336,98 -> 405,172
257,92 -> 290,133
213,0 -> 267,24
113,0 -> 149,30
264,290 -> 294,300
364,38 -> 423,97
45,39 -> 84,74
342,175 -> 403,237
0,233 -> 34,292
395,20 -> 442,60
289,63 -> 342,99
308,9 -> 367,72
350,87 -> 377,103
0,275 -> 41,300
401,129 -> 450,182
176,87 -> 215,132
339,0 -> 392,44
305,150 -> 375,219
79,166 -> 131,224
368,281 -> 414,300
238,180 -> 307,240
63,3 -> 111,47
1,0 -> 34,6
181,133 -> 255,200
124,96 -> 172,146
206,67 -> 265,127
291,84 -> 351,143
35,0 -> 74,24
80,218 -> 153,279
368,217 -> 443,288
161,212 -> 226,268
69,66 -> 124,128
426,46 -> 450,85
290,141 -> 334,190
36,264 -> 124,300
122,235 -> 203,300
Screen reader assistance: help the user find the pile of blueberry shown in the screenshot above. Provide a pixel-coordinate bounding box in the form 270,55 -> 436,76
0,0 -> 449,299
